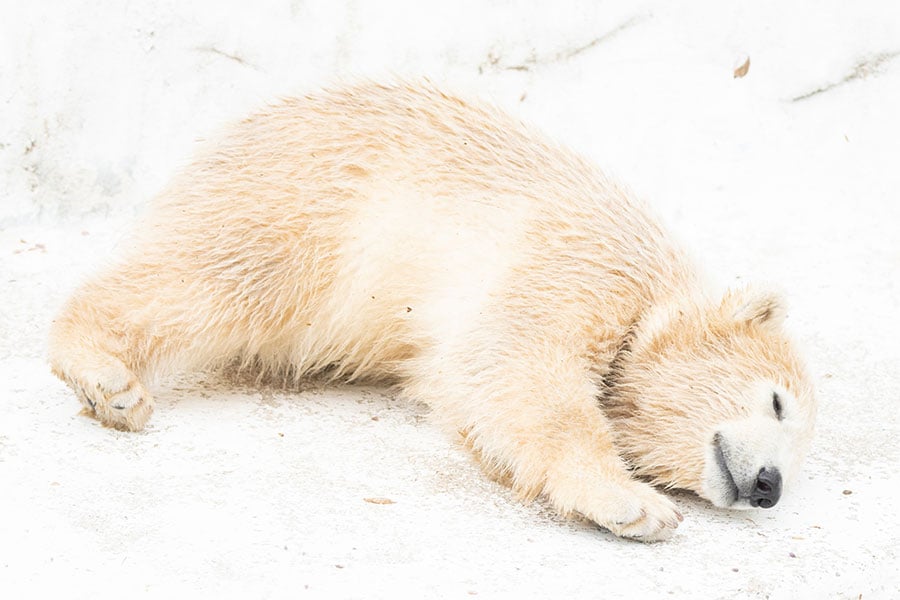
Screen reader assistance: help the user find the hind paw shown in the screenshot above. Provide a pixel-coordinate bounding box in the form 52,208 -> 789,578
60,361 -> 154,431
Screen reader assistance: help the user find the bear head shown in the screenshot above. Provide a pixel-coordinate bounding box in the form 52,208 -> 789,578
602,286 -> 817,510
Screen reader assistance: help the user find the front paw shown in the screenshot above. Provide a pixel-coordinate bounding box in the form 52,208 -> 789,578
544,461 -> 684,542
592,480 -> 683,542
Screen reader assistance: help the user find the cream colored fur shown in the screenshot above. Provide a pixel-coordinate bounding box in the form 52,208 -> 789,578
48,82 -> 816,541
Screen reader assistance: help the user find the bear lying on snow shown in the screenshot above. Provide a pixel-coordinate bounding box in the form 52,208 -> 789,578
48,82 -> 816,541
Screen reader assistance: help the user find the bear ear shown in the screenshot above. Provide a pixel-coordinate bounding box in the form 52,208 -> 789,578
723,287 -> 787,330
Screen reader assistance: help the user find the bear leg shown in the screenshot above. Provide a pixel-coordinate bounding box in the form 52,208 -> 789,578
407,340 -> 683,542
48,273 -> 162,431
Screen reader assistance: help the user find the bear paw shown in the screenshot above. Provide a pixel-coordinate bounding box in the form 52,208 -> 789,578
61,359 -> 154,431
593,480 -> 683,542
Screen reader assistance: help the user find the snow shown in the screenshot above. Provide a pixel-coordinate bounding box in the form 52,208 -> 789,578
2,1 -> 899,598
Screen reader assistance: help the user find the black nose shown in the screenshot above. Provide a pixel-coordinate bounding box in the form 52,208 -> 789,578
750,467 -> 782,508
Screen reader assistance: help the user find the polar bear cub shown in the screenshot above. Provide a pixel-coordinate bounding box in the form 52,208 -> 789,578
49,82 -> 816,541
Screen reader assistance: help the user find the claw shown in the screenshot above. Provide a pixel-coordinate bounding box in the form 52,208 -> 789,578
76,387 -> 97,411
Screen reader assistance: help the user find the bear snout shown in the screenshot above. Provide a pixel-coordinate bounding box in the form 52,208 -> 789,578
749,467 -> 782,508
710,432 -> 784,509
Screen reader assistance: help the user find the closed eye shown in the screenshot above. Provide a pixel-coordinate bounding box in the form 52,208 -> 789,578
773,391 -> 784,420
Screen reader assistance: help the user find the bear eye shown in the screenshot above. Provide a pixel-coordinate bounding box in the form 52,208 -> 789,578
772,392 -> 784,420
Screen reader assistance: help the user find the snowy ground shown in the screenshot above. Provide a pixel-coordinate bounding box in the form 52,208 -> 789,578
2,1 -> 899,598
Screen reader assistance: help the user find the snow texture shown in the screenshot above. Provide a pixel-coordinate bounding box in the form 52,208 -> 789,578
1,1 -> 899,598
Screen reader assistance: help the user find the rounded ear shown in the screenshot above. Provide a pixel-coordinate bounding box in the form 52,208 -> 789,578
723,287 -> 787,330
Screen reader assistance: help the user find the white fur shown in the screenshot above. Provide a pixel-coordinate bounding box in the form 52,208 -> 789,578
48,82 -> 816,541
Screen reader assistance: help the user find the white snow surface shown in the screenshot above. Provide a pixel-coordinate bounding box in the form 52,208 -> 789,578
2,1 -> 899,598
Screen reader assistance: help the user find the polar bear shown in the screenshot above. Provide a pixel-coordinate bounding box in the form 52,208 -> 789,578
48,82 -> 816,541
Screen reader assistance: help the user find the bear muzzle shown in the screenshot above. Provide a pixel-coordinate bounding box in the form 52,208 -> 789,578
710,433 -> 783,509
